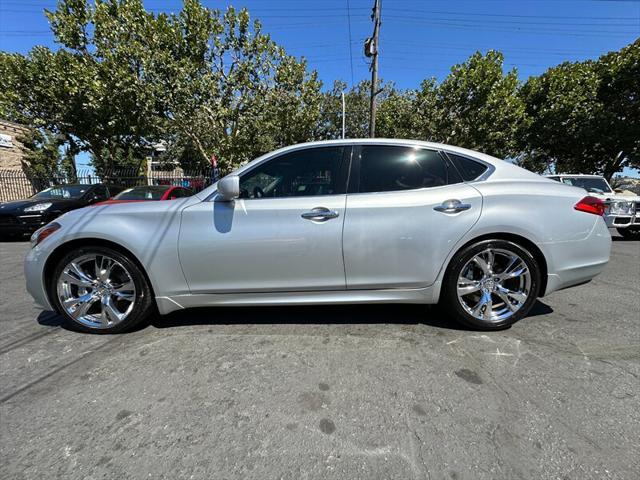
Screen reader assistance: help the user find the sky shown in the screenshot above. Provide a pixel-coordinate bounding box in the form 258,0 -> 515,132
1,0 -> 639,175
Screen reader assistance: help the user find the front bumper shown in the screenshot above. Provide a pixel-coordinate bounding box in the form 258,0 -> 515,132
605,213 -> 640,229
0,212 -> 60,235
24,245 -> 54,311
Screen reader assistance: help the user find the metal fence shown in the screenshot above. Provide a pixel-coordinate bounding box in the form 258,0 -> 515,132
0,168 -> 216,202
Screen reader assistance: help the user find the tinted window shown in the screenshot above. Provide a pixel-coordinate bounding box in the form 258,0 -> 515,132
560,177 -> 612,194
33,185 -> 90,199
92,185 -> 109,201
114,186 -> 170,200
239,147 -> 345,199
358,146 -> 448,193
171,188 -> 192,198
447,154 -> 489,181
107,185 -> 125,196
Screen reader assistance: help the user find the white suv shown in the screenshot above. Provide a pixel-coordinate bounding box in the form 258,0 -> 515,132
547,174 -> 640,239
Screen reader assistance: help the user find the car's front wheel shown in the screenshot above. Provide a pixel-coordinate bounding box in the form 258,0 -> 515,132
616,227 -> 640,240
440,239 -> 541,330
51,246 -> 154,333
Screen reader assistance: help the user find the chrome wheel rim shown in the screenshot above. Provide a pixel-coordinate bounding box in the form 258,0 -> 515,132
456,248 -> 531,323
56,253 -> 136,329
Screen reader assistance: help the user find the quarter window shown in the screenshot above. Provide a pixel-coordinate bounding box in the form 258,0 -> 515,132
357,146 -> 449,193
239,147 -> 345,199
447,153 -> 489,181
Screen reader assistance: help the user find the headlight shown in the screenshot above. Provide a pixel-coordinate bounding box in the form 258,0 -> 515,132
607,201 -> 634,215
24,202 -> 53,212
30,222 -> 61,248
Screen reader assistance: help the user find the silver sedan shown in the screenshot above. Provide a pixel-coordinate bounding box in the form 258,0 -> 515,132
24,139 -> 611,333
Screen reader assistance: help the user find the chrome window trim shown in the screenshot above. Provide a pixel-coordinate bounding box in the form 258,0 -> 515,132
344,181 -> 458,198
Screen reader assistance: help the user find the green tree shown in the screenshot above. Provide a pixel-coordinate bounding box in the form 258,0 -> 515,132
318,80 -> 407,140
1,1 -> 164,173
18,129 -> 64,177
431,51 -> 525,158
519,40 -> 639,180
1,0 -> 324,174
142,2 -> 324,173
376,86 -> 421,139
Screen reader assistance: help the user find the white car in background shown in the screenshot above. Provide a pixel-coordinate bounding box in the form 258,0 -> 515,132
546,174 -> 640,239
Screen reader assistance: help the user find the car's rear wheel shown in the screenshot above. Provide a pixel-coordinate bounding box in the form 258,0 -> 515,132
51,246 -> 154,333
616,227 -> 640,240
440,239 -> 541,330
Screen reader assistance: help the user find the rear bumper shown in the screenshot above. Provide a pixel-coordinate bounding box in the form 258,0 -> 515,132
542,217 -> 611,296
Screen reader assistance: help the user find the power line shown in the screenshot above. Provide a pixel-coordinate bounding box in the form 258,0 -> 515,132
345,0 -> 355,86
383,18 -> 637,37
382,7 -> 637,21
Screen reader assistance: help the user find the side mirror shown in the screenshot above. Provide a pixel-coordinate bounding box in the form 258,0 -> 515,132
217,175 -> 240,201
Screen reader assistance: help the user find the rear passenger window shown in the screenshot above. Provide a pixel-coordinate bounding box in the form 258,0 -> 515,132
358,146 -> 449,193
447,153 -> 489,181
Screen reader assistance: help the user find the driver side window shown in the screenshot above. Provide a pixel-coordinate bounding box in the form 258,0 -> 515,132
239,146 -> 345,199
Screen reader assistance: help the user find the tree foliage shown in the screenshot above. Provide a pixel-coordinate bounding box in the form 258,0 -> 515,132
0,0 -> 637,179
519,40 -> 639,180
1,0 -> 323,174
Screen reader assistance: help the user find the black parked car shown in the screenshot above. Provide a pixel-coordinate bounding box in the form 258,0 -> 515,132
0,183 -> 124,238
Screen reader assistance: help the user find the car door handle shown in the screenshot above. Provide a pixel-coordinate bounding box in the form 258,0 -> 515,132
301,207 -> 340,221
434,199 -> 472,214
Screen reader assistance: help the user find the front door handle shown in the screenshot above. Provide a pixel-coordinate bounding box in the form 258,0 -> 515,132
301,207 -> 340,221
434,199 -> 472,214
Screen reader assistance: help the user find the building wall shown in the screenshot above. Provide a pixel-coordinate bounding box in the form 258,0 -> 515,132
0,119 -> 28,171
0,120 -> 34,201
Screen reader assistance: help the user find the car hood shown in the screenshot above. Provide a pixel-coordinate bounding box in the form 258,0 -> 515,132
94,199 -> 151,206
0,197 -> 84,212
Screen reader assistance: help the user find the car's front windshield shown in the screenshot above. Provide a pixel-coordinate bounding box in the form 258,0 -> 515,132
114,186 -> 169,200
561,177 -> 612,194
33,185 -> 89,199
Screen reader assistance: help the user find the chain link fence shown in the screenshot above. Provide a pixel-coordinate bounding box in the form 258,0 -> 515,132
0,168 -> 216,202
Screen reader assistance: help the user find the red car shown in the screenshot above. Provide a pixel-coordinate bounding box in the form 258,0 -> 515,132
96,185 -> 194,205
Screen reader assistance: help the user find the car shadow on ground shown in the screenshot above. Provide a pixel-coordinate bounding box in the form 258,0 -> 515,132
36,300 -> 554,333
611,236 -> 637,242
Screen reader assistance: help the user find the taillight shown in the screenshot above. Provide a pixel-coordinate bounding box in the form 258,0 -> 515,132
574,196 -> 605,216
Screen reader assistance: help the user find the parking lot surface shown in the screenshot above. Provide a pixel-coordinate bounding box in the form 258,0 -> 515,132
1,234 -> 639,479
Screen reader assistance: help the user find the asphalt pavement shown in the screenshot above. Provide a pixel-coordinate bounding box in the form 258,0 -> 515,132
0,233 -> 639,479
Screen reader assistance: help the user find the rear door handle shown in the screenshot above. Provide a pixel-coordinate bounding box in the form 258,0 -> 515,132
301,207 -> 340,221
434,199 -> 472,214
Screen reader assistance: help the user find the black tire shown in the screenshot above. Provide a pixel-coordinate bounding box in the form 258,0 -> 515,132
440,239 -> 541,330
50,246 -> 154,333
616,228 -> 640,240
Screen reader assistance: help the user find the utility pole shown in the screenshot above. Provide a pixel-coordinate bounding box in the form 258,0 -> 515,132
365,0 -> 381,138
